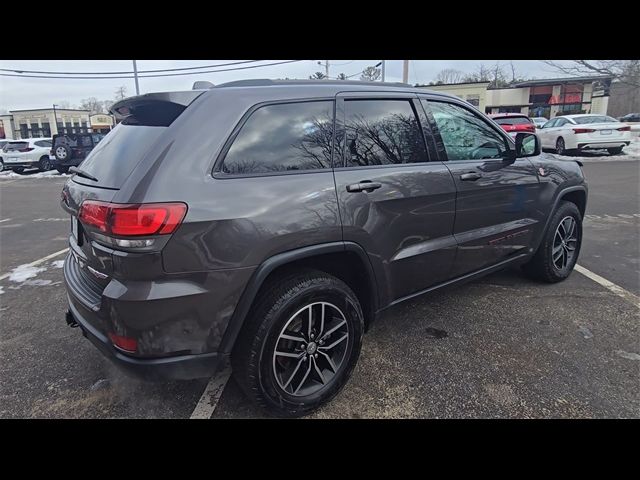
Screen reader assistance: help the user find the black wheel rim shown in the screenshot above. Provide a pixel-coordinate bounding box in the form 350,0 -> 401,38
272,302 -> 349,397
553,215 -> 579,270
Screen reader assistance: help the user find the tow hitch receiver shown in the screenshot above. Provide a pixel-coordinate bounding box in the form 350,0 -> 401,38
66,310 -> 79,328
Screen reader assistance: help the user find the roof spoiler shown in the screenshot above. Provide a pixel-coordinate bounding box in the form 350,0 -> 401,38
109,91 -> 205,125
193,81 -> 215,90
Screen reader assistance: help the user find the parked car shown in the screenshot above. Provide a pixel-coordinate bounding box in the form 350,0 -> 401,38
1,138 -> 53,173
0,138 -> 16,172
50,133 -> 106,174
489,113 -> 536,136
619,113 -> 640,123
531,117 -> 548,129
538,114 -> 632,155
61,80 -> 588,417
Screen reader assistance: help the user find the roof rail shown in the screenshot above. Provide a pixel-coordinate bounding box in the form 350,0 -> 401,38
214,78 -> 413,88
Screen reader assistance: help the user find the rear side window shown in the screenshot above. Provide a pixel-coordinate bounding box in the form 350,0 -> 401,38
34,140 -> 52,147
494,117 -> 532,126
425,101 -> 508,161
573,115 -> 619,124
221,101 -> 334,175
343,99 -> 428,167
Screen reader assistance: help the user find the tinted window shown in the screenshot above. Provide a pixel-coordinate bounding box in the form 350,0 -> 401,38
427,101 -> 508,161
73,124 -> 165,189
494,117 -> 532,126
4,142 -> 28,152
222,101 -> 334,175
80,136 -> 92,147
573,115 -> 619,124
34,140 -> 52,147
343,99 -> 428,167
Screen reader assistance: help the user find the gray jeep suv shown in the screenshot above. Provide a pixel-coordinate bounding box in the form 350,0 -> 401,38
61,79 -> 587,417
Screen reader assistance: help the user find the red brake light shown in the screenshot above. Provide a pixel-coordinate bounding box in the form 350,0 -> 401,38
78,201 -> 187,237
617,126 -> 631,132
108,333 -> 137,353
573,128 -> 596,134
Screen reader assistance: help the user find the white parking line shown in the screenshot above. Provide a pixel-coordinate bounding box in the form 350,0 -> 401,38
575,264 -> 640,309
190,366 -> 232,419
0,218 -> 12,223
0,247 -> 69,281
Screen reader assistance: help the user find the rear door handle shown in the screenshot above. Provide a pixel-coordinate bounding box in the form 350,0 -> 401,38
346,181 -> 382,193
460,172 -> 482,181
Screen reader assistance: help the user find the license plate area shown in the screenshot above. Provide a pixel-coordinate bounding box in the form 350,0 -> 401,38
600,129 -> 612,135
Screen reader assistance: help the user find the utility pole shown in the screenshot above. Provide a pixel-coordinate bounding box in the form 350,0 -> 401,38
381,60 -> 386,82
132,60 -> 140,95
402,60 -> 409,84
318,60 -> 329,78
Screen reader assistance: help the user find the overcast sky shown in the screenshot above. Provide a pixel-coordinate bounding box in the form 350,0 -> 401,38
0,60 -> 570,111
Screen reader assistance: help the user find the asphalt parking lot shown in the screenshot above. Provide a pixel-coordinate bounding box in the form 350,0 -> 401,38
1,152 -> 638,419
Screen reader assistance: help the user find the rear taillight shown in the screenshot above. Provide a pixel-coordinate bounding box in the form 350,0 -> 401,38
573,128 -> 596,134
108,333 -> 138,353
78,201 -> 187,248
19,147 -> 34,152
617,126 -> 631,132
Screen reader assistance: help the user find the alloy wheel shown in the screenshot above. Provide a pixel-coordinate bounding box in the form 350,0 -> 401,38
552,216 -> 579,270
556,138 -> 565,155
272,302 -> 349,397
55,147 -> 67,159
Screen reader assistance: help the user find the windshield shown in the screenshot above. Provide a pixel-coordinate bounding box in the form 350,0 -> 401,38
573,115 -> 619,124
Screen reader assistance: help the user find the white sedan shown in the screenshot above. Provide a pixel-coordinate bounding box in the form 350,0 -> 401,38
537,114 -> 631,156
1,138 -> 53,173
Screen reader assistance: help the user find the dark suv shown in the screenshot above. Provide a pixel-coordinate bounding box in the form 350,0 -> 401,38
61,80 -> 588,417
51,133 -> 105,174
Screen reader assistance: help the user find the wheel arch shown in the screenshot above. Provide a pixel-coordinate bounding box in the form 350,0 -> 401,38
535,185 -> 587,253
219,241 -> 380,354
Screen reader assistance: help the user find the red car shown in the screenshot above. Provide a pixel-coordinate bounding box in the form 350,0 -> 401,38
489,113 -> 536,136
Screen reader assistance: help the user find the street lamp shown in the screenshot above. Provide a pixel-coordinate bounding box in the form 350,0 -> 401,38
52,104 -> 59,135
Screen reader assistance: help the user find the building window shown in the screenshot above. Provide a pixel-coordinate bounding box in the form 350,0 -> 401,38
20,123 -> 29,138
57,122 -> 64,134
42,122 -> 51,137
30,122 -> 41,138
466,95 -> 480,107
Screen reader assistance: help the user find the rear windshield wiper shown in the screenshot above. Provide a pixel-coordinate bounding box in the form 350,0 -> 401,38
69,166 -> 98,182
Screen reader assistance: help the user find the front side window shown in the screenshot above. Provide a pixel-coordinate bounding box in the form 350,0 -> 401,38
222,101 -> 334,175
425,101 -> 508,161
343,99 -> 428,167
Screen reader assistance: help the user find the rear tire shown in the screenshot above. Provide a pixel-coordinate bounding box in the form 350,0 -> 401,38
232,269 -> 364,417
38,156 -> 51,172
0,160 -> 4,172
607,147 -> 623,155
555,137 -> 574,156
523,201 -> 582,283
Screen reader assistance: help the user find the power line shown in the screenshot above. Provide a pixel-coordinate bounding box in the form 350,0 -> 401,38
0,60 -> 260,76
0,60 -> 303,80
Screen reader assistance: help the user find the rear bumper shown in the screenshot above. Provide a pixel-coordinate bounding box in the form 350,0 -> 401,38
3,159 -> 39,168
577,141 -> 630,150
67,297 -> 227,380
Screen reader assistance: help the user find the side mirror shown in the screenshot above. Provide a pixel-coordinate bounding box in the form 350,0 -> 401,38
515,132 -> 540,158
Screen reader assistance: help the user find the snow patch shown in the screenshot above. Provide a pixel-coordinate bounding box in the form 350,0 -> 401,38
0,170 -> 70,179
0,286 -> 4,295
8,265 -> 46,283
50,260 -> 65,269
23,279 -> 53,286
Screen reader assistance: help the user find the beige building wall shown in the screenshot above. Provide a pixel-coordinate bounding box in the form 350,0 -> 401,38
423,82 -> 490,111
11,109 -> 91,138
0,114 -> 15,139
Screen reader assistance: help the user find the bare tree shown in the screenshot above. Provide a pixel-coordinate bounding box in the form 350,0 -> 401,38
434,68 -> 465,84
541,60 -> 640,87
79,97 -> 104,114
360,66 -> 381,82
114,85 -> 128,100
463,63 -> 509,88
309,72 -> 327,80
336,73 -> 347,80
103,99 -> 115,113
56,100 -> 73,109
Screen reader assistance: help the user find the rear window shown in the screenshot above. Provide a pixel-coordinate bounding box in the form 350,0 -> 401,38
4,142 -> 28,152
573,115 -> 619,124
72,124 -> 165,189
494,116 -> 532,126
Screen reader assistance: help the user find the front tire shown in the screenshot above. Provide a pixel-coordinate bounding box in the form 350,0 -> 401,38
0,160 -> 4,172
38,156 -> 51,172
523,201 -> 582,283
555,137 -> 574,156
232,269 -> 364,417
607,146 -> 623,155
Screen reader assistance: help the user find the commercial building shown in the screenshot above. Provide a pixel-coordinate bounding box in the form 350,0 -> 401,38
422,75 -> 614,119
0,108 -> 114,139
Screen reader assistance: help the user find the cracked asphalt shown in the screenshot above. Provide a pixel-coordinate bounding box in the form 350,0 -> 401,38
1,158 -> 638,419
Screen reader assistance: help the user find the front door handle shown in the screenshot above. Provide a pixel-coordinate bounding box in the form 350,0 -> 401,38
460,172 -> 482,181
346,181 -> 382,193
